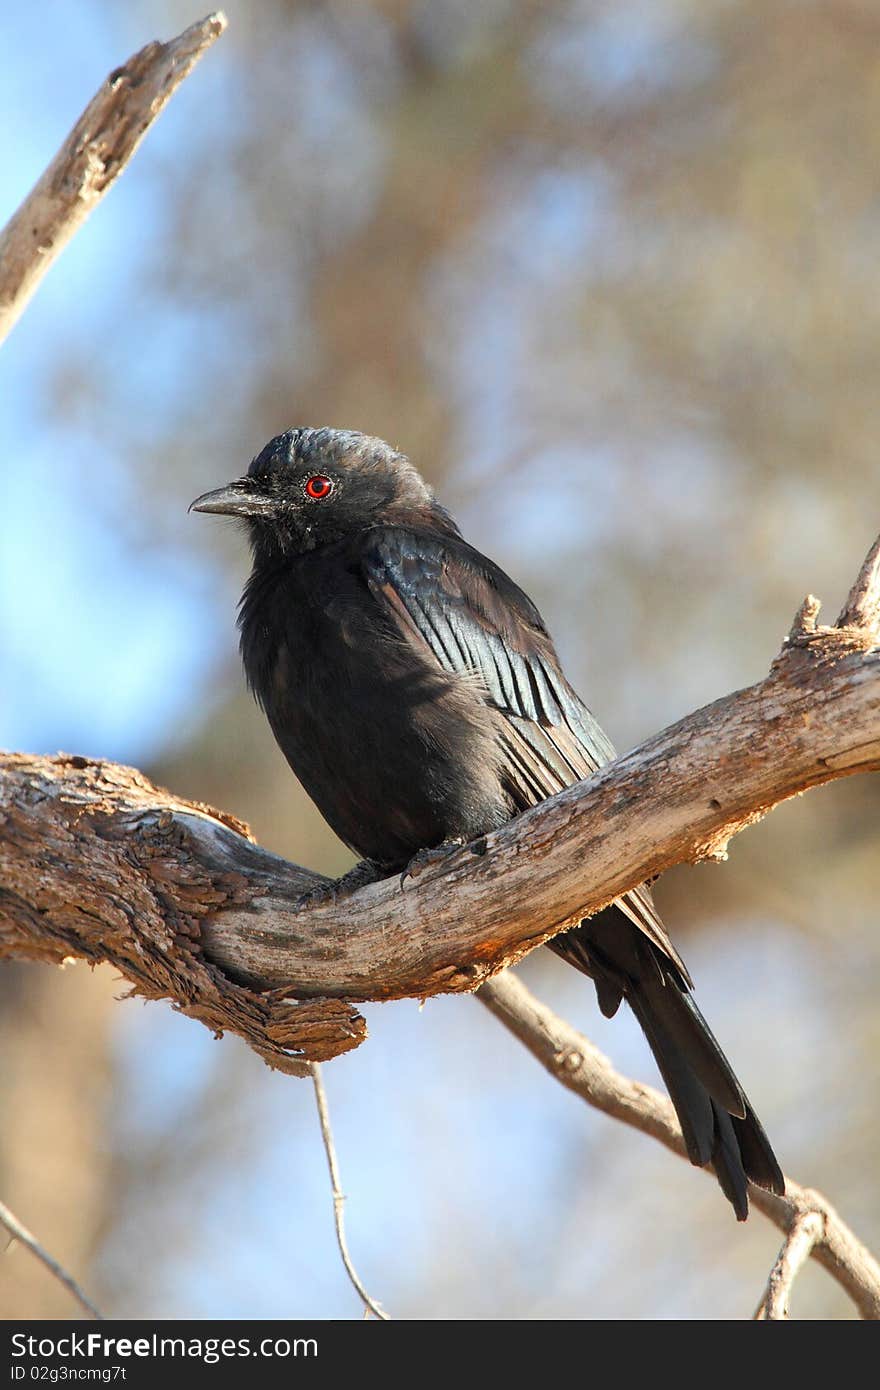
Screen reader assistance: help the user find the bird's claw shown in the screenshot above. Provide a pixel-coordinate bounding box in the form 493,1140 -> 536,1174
400,838 -> 466,888
295,880 -> 341,911
295,859 -> 382,911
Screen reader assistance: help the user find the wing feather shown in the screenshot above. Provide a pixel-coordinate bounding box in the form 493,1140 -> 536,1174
361,525 -> 689,982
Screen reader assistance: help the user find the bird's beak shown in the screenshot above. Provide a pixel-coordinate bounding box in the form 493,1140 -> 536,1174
189,481 -> 276,519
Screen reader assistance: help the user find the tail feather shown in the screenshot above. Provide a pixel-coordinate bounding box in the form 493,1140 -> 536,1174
711,1104 -> 751,1222
626,988 -> 715,1167
550,905 -> 785,1220
642,977 -> 746,1120
731,1109 -> 787,1196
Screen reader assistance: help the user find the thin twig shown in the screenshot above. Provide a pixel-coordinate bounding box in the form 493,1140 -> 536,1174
0,1198 -> 103,1320
754,1211 -> 825,1319
0,12 -> 227,345
308,1063 -> 390,1320
477,970 -> 880,1319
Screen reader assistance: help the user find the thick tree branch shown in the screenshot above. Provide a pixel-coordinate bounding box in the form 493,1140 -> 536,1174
478,972 -> 880,1319
2,532 -> 879,1069
0,12 -> 227,346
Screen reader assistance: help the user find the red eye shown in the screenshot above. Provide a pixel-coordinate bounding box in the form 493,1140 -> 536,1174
304,474 -> 334,500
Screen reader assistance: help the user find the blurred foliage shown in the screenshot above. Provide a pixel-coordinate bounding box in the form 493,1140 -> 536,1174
3,0 -> 879,1319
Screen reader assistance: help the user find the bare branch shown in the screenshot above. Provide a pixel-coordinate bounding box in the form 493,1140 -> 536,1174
2,535 -> 880,1068
0,12 -> 227,345
477,971 -> 880,1320
754,1211 -> 825,1320
0,756 -> 366,1071
308,1064 -> 390,1320
0,1198 -> 102,1320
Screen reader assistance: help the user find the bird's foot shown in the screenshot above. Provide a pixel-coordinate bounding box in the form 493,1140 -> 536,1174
295,860 -> 383,911
400,837 -> 466,887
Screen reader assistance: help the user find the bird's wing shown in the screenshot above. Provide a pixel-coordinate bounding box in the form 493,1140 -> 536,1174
360,525 -> 689,980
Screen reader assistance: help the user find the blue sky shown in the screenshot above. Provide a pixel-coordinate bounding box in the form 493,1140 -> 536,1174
0,3 -> 238,762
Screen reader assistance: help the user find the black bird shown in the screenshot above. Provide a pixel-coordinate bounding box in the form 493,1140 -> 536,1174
191,427 -> 784,1219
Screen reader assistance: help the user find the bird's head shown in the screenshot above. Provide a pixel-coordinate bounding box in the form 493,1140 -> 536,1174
190,427 -> 449,558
